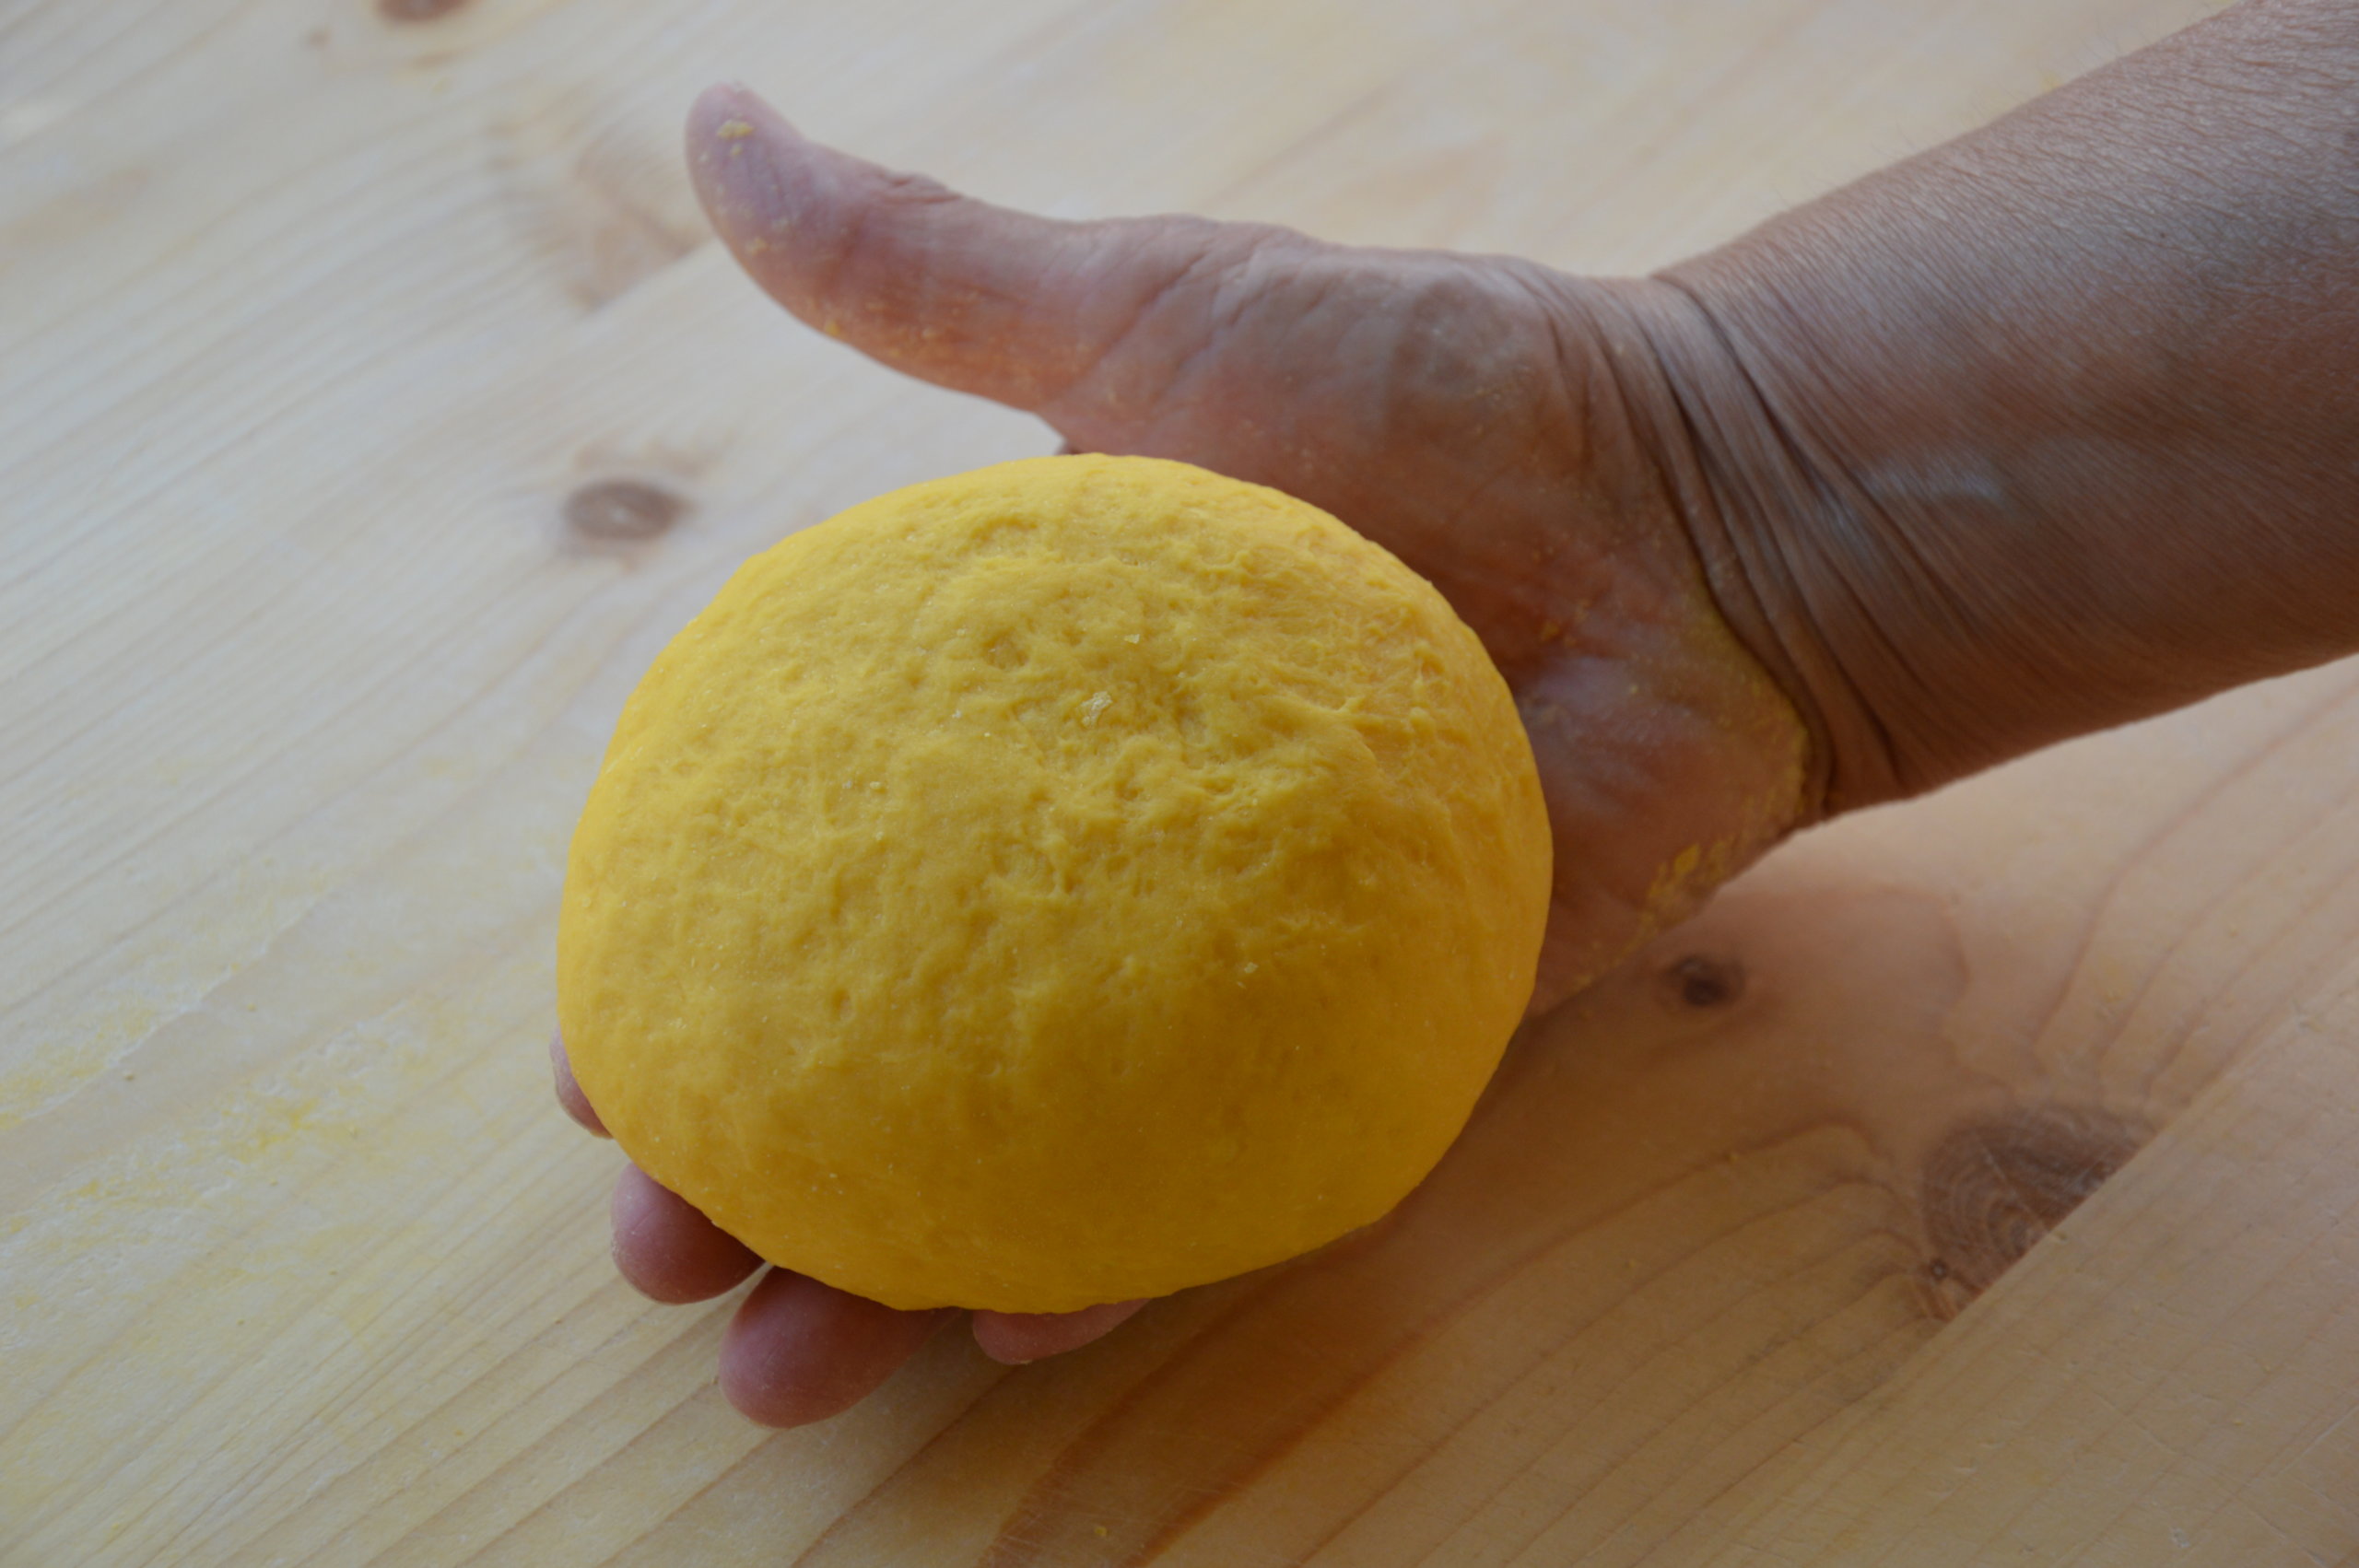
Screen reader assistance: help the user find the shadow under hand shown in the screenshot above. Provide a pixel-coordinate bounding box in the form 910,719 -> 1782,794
780,871 -> 2154,1567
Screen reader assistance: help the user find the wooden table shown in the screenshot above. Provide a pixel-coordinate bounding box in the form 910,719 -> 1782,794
12,0 -> 2358,1562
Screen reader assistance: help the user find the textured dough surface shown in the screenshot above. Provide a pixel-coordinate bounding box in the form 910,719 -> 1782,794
557,455 -> 1551,1312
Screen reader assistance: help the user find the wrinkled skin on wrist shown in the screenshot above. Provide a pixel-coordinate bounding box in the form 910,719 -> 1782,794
1645,0 -> 2359,810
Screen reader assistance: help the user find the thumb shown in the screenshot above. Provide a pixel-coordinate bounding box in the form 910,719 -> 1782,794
686,83 -> 1230,416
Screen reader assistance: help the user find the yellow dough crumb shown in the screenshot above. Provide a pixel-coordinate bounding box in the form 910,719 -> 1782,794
557,455 -> 1551,1312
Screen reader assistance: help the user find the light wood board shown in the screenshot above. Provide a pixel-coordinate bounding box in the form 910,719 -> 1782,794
16,0 -> 2359,1562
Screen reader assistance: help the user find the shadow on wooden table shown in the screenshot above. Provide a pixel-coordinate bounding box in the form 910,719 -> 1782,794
764,867 -> 2157,1567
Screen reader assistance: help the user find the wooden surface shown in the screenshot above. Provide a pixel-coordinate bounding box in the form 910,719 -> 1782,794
13,0 -> 2359,1562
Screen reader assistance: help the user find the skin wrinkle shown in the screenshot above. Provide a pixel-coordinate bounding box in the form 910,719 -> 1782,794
1189,250 -> 1340,432
1590,276 -> 1872,816
1654,0 -> 2359,803
1050,227 -> 1250,424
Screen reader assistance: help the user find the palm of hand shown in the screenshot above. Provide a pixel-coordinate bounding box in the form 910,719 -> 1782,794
552,86 -> 1807,1428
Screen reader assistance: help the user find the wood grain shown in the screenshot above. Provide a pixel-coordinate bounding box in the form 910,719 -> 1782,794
15,0 -> 2354,1563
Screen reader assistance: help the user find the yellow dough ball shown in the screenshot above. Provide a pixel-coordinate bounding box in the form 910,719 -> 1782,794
557,454 -> 1551,1313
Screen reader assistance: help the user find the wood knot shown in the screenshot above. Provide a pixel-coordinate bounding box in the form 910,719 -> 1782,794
1920,1106 -> 2148,1300
1658,953 -> 1744,1011
563,478 -> 688,546
378,0 -> 470,19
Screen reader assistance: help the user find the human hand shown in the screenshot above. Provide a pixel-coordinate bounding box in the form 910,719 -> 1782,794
581,2 -> 2359,1424
686,84 -> 1811,1000
559,80 -> 1813,1427
550,1032 -> 1144,1424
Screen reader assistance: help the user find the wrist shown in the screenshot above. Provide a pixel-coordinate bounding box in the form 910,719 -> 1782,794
1555,274 -> 1905,819
1594,2 -> 2359,813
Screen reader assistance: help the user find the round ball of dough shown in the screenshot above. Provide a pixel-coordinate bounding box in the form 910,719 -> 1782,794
557,454 -> 1550,1313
